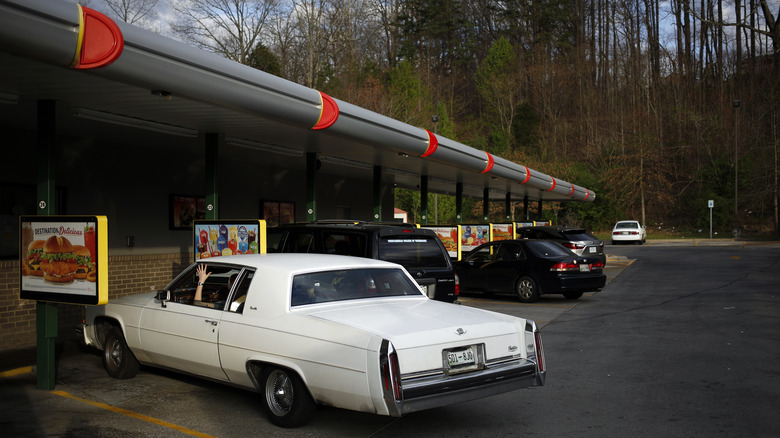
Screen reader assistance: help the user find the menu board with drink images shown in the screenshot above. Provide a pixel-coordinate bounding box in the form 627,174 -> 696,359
461,224 -> 490,253
19,215 -> 108,305
193,220 -> 266,260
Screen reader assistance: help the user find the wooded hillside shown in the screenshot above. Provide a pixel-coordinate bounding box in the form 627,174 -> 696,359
95,0 -> 780,235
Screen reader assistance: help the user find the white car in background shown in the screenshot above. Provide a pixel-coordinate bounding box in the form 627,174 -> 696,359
79,254 -> 546,428
611,220 -> 647,244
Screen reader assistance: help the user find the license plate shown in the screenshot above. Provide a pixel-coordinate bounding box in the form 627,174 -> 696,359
622,231 -> 630,235
579,264 -> 591,272
446,346 -> 477,367
588,247 -> 597,253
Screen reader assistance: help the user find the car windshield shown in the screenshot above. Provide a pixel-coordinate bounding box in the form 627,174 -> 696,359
291,268 -> 422,306
378,236 -> 449,268
616,222 -> 638,229
526,241 -> 574,258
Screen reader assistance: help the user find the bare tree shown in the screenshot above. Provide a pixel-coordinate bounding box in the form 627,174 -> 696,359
102,0 -> 160,26
169,0 -> 279,65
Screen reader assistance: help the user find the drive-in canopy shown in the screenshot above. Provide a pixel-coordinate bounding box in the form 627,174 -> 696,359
0,0 -> 595,204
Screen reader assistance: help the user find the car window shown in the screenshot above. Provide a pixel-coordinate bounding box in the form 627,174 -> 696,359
467,244 -> 495,263
266,230 -> 285,252
227,270 -> 254,313
167,264 -> 242,309
282,232 -> 314,253
378,236 -> 448,268
616,222 -> 638,229
291,268 -> 421,306
323,232 -> 366,256
526,241 -> 573,258
496,243 -> 523,261
523,230 -> 547,239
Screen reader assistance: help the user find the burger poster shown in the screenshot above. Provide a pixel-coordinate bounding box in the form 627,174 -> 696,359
490,224 -> 515,241
20,216 -> 108,305
421,225 -> 462,260
193,219 -> 267,261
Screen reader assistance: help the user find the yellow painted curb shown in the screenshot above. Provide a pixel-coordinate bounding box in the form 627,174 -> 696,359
0,366 -> 34,378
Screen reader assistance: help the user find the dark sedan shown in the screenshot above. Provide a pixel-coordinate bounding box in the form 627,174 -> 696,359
516,225 -> 605,262
454,240 -> 606,303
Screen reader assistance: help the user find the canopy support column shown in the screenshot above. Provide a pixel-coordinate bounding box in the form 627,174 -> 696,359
36,99 -> 56,390
537,198 -> 544,221
523,195 -> 529,220
505,192 -> 512,221
373,165 -> 382,222
204,133 -> 220,220
456,183 -> 463,224
306,153 -> 317,222
420,175 -> 429,225
483,188 -> 489,222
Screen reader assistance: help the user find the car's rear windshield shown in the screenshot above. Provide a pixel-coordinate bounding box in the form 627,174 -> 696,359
561,230 -> 598,241
616,222 -> 639,229
526,241 -> 574,258
378,236 -> 449,268
291,268 -> 422,306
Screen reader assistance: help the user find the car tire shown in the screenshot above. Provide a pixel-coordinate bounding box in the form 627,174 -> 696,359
261,366 -> 316,428
563,291 -> 583,300
515,276 -> 540,303
102,326 -> 139,379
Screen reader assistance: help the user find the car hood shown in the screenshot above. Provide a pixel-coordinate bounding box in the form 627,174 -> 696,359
305,298 -> 523,349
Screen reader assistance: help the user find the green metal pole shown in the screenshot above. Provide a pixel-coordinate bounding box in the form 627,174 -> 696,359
306,153 -> 317,222
36,100 -> 57,390
373,166 -> 382,222
537,198 -> 544,221
420,176 -> 428,225
204,133 -> 220,220
483,188 -> 489,222
523,195 -> 529,220
455,183 -> 463,224
505,192 -> 512,221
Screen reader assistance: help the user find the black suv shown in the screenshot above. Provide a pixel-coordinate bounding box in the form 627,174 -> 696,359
516,225 -> 605,262
266,222 -> 459,302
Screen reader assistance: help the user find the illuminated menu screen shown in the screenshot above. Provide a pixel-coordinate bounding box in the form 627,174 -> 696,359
193,220 -> 266,261
20,215 -> 108,305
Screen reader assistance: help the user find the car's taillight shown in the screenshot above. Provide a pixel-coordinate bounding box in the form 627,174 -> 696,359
534,329 -> 546,373
550,262 -> 579,271
454,273 -> 460,296
562,242 -> 583,250
382,349 -> 402,400
590,260 -> 605,269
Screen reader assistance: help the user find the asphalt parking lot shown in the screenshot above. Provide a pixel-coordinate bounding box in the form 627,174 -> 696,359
2,239 -> 778,437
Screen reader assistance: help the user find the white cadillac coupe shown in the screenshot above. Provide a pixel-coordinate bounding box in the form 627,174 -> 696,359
79,254 -> 545,427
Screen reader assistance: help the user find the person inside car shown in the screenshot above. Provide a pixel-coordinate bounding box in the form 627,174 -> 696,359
193,264 -> 236,309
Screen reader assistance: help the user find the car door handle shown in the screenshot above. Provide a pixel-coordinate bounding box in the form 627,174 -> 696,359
204,319 -> 218,326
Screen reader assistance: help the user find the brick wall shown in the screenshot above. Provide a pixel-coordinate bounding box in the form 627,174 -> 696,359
0,252 -> 192,353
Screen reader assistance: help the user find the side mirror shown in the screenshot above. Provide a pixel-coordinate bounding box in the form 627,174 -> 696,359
156,290 -> 170,308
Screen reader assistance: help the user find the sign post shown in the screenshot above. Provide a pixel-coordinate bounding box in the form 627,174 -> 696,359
708,200 -> 714,238
21,215 -> 108,390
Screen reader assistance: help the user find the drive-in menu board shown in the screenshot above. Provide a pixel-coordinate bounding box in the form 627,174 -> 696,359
193,220 -> 266,261
422,225 -> 462,259
20,216 -> 108,305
